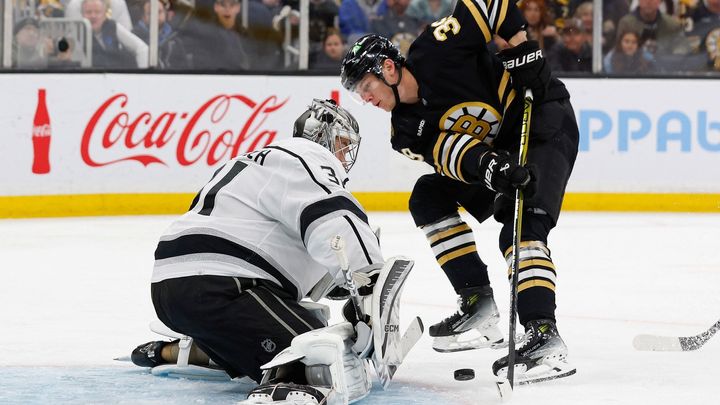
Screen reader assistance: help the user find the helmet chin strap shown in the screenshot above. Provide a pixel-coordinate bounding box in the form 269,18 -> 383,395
380,65 -> 403,107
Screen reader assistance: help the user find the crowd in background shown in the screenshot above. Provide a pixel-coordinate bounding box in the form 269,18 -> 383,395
4,0 -> 720,73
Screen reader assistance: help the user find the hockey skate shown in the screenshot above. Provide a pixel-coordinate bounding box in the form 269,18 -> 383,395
131,340 -> 173,368
121,321 -> 235,382
242,382 -> 331,405
429,285 -> 504,352
492,319 -> 576,385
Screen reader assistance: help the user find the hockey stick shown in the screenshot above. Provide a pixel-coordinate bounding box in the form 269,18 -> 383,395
331,235 -> 365,321
633,320 -> 720,352
496,88 -> 533,400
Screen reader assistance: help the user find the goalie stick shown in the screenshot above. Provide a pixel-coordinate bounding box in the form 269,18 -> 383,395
633,319 -> 720,352
331,235 -> 365,323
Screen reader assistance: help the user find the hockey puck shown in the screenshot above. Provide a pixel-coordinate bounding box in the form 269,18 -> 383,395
454,368 -> 475,381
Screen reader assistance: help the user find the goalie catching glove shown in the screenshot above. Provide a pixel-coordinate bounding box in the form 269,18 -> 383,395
326,264 -> 381,300
478,150 -> 536,198
498,40 -> 550,102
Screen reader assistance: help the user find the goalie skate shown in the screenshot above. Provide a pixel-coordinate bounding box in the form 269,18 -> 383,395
429,285 -> 504,352
126,321 -> 234,382
240,383 -> 331,404
492,319 -> 576,385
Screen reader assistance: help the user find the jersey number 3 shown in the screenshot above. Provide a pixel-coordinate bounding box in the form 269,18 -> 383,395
432,17 -> 461,41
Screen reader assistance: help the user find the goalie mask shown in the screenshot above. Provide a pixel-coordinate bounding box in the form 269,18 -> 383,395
293,99 -> 361,172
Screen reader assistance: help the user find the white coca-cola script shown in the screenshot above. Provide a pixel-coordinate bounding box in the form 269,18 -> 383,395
81,93 -> 288,167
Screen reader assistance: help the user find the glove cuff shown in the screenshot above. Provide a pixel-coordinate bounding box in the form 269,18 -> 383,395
500,41 -> 544,71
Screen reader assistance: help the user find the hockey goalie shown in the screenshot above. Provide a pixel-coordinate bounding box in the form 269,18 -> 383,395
124,99 -> 422,403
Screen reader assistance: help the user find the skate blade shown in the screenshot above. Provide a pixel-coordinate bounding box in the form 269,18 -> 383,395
432,326 -> 504,353
496,356 -> 576,385
433,334 -> 503,352
151,364 -> 232,382
518,368 -> 577,385
495,378 -> 513,401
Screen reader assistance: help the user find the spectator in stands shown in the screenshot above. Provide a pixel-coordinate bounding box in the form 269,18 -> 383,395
570,0 -> 630,50
283,0 -> 339,46
520,0 -> 558,50
38,0 -> 65,17
617,0 -> 690,57
603,28 -> 657,73
370,0 -> 422,56
132,0 -> 189,68
67,0 -> 134,31
687,0 -> 720,70
82,0 -> 149,68
249,0 -> 288,70
257,0 -> 283,23
572,1 -> 617,52
406,0 -> 454,26
547,17 -> 593,72
12,17 -> 49,68
191,0 -> 282,70
127,0 -> 148,25
339,0 -> 387,44
573,1 -> 593,33
628,0 -> 678,17
310,27 -> 344,70
545,0 -> 572,28
175,0 -> 250,70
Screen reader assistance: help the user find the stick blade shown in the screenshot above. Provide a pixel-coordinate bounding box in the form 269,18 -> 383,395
633,334 -> 683,351
496,378 -> 513,401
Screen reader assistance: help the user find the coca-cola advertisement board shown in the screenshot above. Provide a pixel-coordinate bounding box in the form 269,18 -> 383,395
1,74 -> 423,197
1,75 -> 719,211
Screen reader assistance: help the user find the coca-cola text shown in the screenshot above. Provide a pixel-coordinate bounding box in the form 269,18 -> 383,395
81,93 -> 288,167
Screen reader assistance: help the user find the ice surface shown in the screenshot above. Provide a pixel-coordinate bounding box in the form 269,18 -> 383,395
1,212 -> 719,404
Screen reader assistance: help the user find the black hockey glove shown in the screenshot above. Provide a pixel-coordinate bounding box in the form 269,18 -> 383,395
498,40 -> 551,102
478,150 -> 536,199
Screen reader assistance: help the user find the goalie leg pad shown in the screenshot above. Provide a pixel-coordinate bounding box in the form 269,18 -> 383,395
371,257 -> 422,389
258,322 -> 372,404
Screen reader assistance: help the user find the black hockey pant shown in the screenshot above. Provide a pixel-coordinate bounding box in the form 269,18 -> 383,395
408,98 -> 579,325
151,275 -> 326,383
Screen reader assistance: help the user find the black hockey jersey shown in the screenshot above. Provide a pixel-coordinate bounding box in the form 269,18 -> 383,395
390,0 -> 570,182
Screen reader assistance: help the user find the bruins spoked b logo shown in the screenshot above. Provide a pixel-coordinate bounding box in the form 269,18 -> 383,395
440,102 -> 501,144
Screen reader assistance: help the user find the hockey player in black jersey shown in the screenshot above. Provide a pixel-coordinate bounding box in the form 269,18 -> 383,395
341,0 -> 578,384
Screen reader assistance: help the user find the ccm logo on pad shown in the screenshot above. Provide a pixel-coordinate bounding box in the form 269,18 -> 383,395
503,49 -> 544,69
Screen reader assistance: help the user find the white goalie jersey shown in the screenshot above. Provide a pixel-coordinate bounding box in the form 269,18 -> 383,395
152,137 -> 383,300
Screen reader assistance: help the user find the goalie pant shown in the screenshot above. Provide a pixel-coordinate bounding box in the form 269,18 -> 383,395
151,275 -> 326,383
